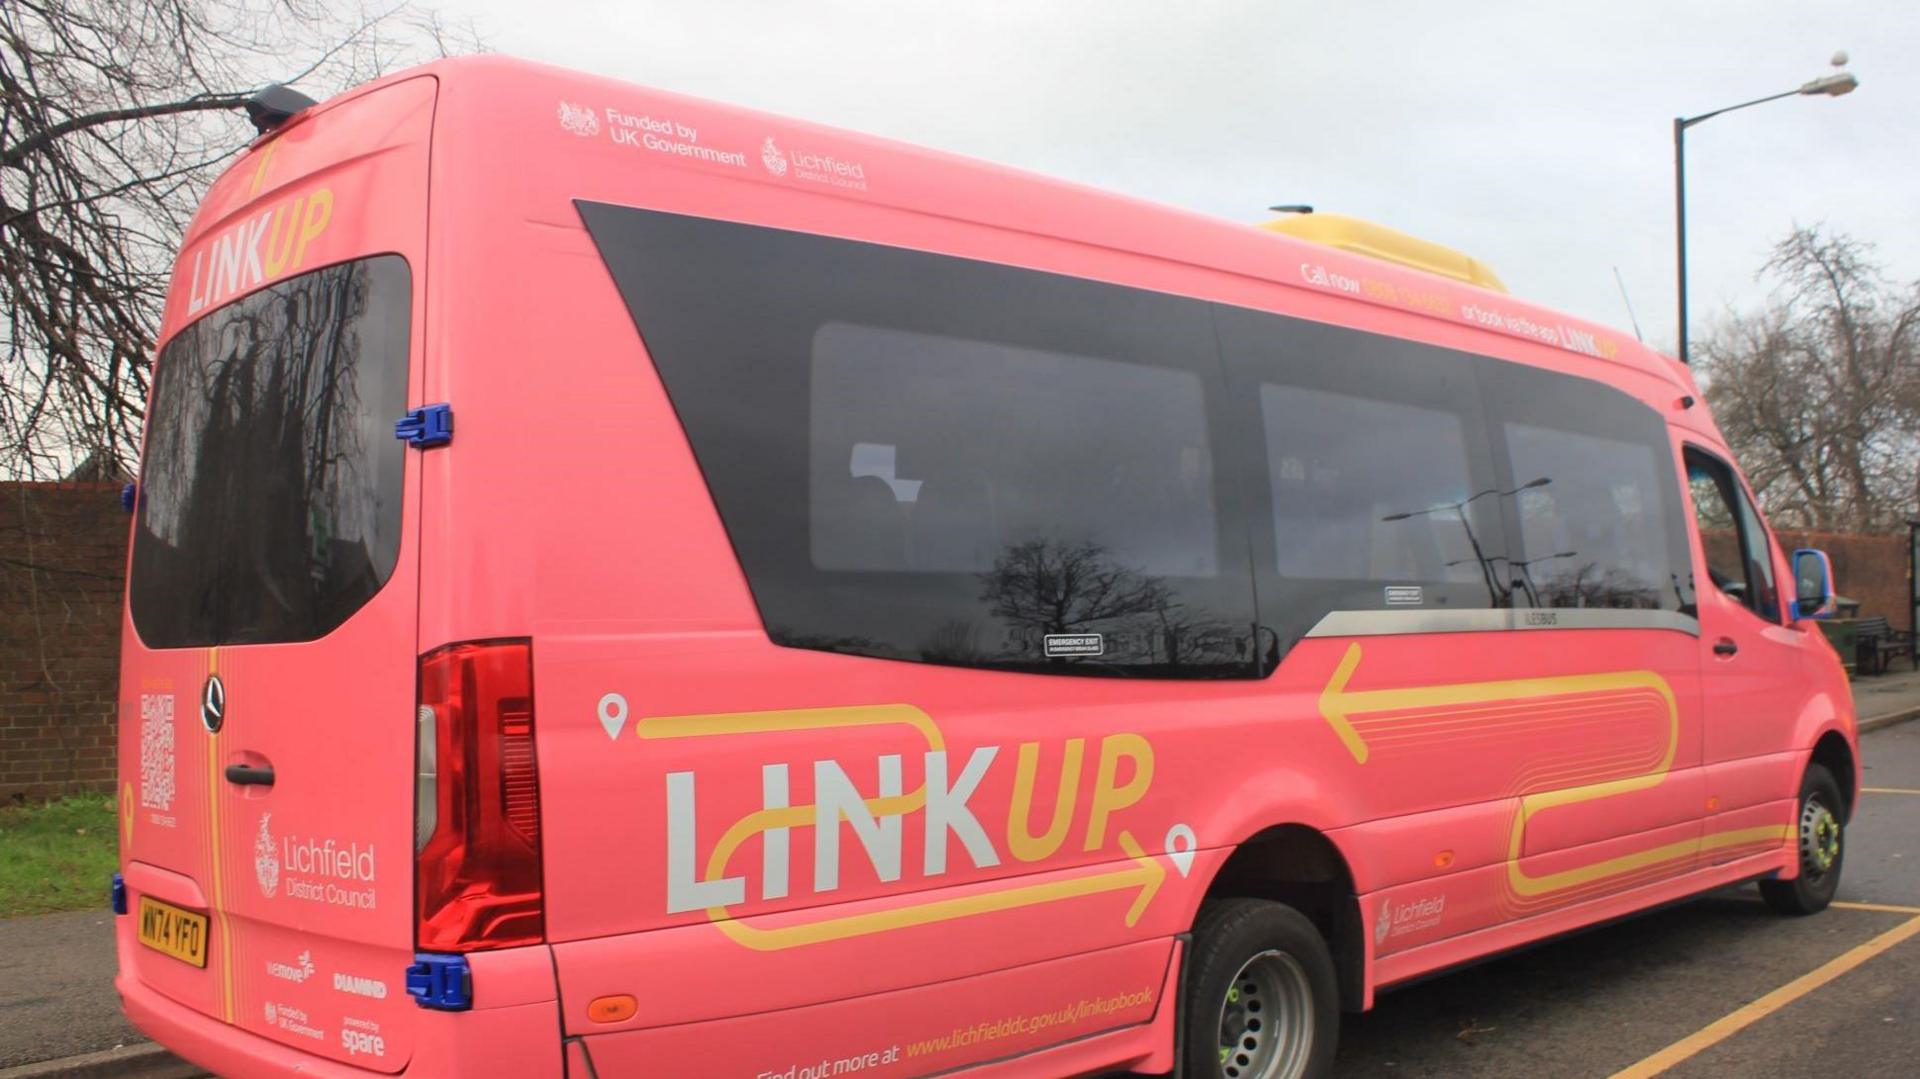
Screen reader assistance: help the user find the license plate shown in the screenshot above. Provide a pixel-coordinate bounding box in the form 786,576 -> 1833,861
137,896 -> 209,968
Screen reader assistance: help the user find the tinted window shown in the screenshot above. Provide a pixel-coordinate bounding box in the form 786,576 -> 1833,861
129,256 -> 411,647
1262,387 -> 1481,585
1481,364 -> 1691,613
579,204 -> 1255,678
812,323 -> 1216,577
1736,491 -> 1780,620
1685,449 -> 1779,621
1217,306 -> 1506,657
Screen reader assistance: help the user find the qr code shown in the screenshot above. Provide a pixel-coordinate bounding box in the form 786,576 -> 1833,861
139,694 -> 175,811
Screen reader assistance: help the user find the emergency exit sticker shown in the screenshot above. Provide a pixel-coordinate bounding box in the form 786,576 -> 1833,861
1043,634 -> 1105,658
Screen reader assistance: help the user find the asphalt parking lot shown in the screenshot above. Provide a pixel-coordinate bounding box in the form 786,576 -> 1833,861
1333,717 -> 1920,1078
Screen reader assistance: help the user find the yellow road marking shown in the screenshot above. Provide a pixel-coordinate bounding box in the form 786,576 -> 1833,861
1608,912 -> 1920,1078
1833,900 -> 1920,915
713,830 -> 1164,951
1863,787 -> 1920,795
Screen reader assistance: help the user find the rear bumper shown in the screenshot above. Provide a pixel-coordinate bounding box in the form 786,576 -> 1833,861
116,942 -> 563,1079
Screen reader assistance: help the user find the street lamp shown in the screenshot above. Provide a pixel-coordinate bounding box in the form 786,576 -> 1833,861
1674,52 -> 1858,366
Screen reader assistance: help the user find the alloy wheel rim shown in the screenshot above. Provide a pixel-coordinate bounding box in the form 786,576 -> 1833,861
1799,796 -> 1841,880
1216,948 -> 1314,1079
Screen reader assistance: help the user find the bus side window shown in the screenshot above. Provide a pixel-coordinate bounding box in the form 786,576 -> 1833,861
1214,303 -> 1506,659
1685,449 -> 1779,621
1478,361 -> 1693,614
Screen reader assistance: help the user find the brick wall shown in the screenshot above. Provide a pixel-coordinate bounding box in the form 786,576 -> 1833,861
1,483 -> 129,802
1776,528 -> 1913,629
1695,528 -> 1908,627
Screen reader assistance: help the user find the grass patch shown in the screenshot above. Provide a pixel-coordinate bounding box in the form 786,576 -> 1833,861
0,793 -> 117,916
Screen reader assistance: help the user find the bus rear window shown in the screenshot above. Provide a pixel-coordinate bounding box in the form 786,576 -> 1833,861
129,256 -> 411,648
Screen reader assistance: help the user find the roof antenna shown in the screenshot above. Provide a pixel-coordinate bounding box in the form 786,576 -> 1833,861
1612,266 -> 1645,343
245,84 -> 318,135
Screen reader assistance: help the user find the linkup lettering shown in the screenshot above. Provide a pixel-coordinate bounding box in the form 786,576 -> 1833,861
663,732 -> 1154,914
185,187 -> 334,314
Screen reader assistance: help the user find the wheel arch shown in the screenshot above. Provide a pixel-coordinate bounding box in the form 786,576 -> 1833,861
1810,728 -> 1858,821
1197,823 -> 1367,1012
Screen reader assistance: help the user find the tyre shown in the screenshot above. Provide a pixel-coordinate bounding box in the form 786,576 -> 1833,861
1759,763 -> 1845,916
1182,898 -> 1339,1079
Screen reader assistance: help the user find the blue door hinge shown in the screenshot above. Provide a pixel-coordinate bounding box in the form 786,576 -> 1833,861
404,953 -> 472,1011
395,403 -> 453,448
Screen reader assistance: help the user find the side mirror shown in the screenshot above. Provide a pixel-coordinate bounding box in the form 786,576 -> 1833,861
1791,548 -> 1835,620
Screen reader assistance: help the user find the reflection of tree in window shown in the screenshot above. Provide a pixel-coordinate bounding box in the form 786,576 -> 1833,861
976,539 -> 1242,671
128,258 -> 409,646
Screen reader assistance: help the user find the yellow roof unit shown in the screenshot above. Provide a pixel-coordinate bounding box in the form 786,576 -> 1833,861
1259,212 -> 1507,293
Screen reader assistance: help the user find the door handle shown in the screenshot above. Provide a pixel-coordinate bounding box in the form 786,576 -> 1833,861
224,763 -> 275,787
1713,638 -> 1739,657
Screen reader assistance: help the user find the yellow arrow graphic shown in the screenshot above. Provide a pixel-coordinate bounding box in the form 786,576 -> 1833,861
638,704 -> 1165,949
1316,643 -> 1787,899
711,830 -> 1165,951
1318,641 -> 1674,767
120,781 -> 135,846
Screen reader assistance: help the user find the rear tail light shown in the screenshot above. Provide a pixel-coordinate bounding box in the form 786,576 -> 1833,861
415,640 -> 544,951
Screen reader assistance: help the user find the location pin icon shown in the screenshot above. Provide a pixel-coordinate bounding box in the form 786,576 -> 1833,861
1165,823 -> 1197,877
598,693 -> 629,741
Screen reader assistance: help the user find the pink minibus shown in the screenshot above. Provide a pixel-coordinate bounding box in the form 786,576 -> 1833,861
114,56 -> 1858,1079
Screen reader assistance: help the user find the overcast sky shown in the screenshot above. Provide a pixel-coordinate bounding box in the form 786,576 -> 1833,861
437,1 -> 1916,350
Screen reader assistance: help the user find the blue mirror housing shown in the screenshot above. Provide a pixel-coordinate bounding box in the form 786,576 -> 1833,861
1790,548 -> 1835,620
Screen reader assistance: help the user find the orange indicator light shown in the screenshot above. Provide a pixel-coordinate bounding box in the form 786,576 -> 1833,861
588,995 -> 637,1023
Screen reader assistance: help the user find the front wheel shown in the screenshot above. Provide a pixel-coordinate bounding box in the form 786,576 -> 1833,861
1182,899 -> 1339,1079
1759,762 -> 1845,916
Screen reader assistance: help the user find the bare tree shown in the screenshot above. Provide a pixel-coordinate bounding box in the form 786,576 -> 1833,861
0,0 -> 474,480
979,539 -> 1175,642
1696,226 -> 1920,531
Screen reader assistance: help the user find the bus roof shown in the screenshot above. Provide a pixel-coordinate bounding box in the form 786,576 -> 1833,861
208,55 -> 1692,397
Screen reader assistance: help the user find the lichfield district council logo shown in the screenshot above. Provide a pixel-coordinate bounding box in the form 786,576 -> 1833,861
761,136 -> 789,177
557,101 -> 600,137
256,813 -> 281,898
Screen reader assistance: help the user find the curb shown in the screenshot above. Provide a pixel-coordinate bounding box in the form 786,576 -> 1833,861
0,1043 -> 200,1079
1860,706 -> 1920,735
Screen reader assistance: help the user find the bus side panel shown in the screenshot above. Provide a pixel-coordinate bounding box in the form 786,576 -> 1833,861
574,939 -> 1172,1079
415,58 -> 1837,1078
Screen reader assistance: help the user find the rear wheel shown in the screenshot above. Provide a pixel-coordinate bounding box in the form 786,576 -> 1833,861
1182,899 -> 1338,1079
1759,763 -> 1845,916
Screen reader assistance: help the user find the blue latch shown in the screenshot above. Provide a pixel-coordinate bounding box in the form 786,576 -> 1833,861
394,403 -> 453,449
110,873 -> 127,915
404,953 -> 472,1011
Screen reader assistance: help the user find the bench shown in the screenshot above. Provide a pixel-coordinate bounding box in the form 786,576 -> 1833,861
1852,615 -> 1914,676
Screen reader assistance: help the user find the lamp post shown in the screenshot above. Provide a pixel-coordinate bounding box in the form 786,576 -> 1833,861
1674,52 -> 1857,365
1382,477 -> 1552,605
